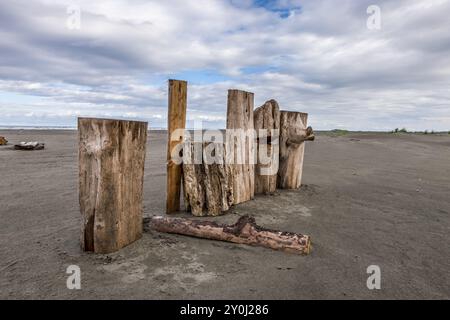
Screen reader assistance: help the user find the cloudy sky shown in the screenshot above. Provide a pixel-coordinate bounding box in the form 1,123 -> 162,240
1,0 -> 449,130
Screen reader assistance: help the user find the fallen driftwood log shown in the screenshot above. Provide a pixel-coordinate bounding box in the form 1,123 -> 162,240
0,136 -> 7,145
14,142 -> 45,150
148,215 -> 311,255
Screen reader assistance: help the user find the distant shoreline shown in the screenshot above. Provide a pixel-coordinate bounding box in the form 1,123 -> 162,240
0,126 -> 167,131
0,127 -> 448,134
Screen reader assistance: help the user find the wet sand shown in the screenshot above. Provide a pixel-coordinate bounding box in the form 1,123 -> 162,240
0,130 -> 449,299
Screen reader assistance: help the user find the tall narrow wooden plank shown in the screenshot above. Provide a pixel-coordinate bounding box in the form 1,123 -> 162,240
226,89 -> 255,204
254,99 -> 280,194
166,79 -> 187,213
78,117 -> 148,253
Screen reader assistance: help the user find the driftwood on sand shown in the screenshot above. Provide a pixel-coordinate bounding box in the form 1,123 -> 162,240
147,215 -> 311,255
14,142 -> 45,150
166,79 -> 187,214
278,111 -> 314,189
254,99 -> 280,194
183,142 -> 234,216
78,117 -> 148,253
226,89 -> 255,205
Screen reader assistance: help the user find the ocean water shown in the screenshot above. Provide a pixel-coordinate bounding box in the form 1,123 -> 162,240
0,125 -> 77,130
0,125 -> 167,130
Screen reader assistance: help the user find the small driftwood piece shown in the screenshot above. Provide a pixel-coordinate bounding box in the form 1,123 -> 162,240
183,142 -> 234,216
148,215 -> 311,255
254,99 -> 280,194
0,136 -> 7,145
278,111 -> 314,189
14,142 -> 45,150
286,126 -> 315,144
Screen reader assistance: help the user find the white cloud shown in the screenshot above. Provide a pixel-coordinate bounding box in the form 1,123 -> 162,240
0,0 -> 449,130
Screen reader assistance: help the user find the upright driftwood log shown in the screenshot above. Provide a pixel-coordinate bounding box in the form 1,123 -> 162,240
183,142 -> 234,216
254,100 -> 280,194
148,215 -> 311,255
226,89 -> 255,204
166,79 -> 187,213
278,111 -> 314,189
78,118 -> 148,253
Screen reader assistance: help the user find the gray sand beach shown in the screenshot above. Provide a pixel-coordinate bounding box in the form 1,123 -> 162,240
0,130 -> 449,299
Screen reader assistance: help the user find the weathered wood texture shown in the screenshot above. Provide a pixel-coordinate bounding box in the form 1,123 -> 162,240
78,118 -> 148,253
166,79 -> 187,213
226,89 -> 255,204
254,100 -> 280,194
183,142 -> 234,216
278,111 -> 313,189
148,215 -> 311,255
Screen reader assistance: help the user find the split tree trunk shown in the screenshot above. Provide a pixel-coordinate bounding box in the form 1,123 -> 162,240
148,215 -> 311,255
254,100 -> 280,194
78,118 -> 148,253
166,79 -> 187,213
183,142 -> 234,216
226,89 -> 255,204
278,111 -> 314,189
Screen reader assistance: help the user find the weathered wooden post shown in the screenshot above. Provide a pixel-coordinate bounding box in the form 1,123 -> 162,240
78,118 -> 148,253
226,89 -> 255,204
277,111 -> 314,189
166,79 -> 187,213
254,100 -> 280,194
183,142 -> 234,216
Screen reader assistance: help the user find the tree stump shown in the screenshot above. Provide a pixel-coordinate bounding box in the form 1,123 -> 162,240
167,79 -> 187,214
226,89 -> 255,204
278,111 -> 314,189
78,118 -> 148,253
254,100 -> 280,194
183,142 -> 234,216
